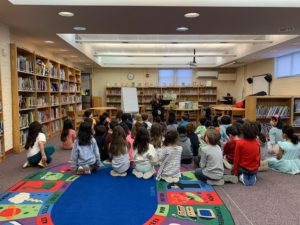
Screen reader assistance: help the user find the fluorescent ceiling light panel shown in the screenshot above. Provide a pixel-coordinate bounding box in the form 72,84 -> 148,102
94,53 -> 236,57
8,0 -> 300,7
77,39 -> 272,44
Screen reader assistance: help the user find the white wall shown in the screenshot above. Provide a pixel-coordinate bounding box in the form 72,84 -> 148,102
0,23 -> 13,151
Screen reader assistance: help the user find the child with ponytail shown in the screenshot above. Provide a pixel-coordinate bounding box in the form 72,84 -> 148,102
268,126 -> 300,174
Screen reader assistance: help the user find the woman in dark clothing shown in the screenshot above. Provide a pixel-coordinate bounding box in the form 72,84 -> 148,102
151,93 -> 164,121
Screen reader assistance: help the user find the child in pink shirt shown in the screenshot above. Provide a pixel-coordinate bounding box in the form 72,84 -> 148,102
61,119 -> 76,150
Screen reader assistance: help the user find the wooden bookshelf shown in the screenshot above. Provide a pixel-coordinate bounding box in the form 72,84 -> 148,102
10,44 -> 82,152
0,65 -> 4,161
292,96 -> 300,135
245,96 -> 293,125
106,86 -> 217,115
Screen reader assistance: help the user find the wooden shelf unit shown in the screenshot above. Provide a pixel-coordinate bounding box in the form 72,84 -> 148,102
0,64 -> 4,161
106,86 -> 217,113
292,96 -> 300,135
10,44 -> 82,152
245,96 -> 293,125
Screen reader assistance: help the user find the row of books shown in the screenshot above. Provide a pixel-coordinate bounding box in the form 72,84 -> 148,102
18,77 -> 34,91
60,68 -> 66,80
256,105 -> 290,118
60,82 -> 68,92
37,110 -> 50,123
19,96 -> 36,109
51,83 -> 59,92
295,99 -> 300,112
51,120 -> 60,133
69,84 -> 77,92
49,62 -> 59,78
37,96 -> 48,107
0,120 -> 3,135
19,112 -> 34,128
37,80 -> 48,92
20,130 -> 28,147
61,107 -> 67,117
50,108 -> 60,120
50,95 -> 59,106
61,96 -> 69,104
77,104 -> 82,111
199,96 -> 217,102
294,116 -> 300,127
36,59 -> 48,76
17,55 -> 34,73
69,95 -> 76,104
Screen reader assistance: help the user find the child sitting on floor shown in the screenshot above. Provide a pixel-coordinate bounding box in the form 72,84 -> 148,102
71,120 -> 100,175
94,124 -> 108,161
268,115 -> 284,154
109,126 -> 130,176
177,126 -> 193,164
195,128 -> 224,186
179,114 -> 189,127
23,121 -> 56,168
220,115 -> 232,145
233,121 -> 260,186
133,127 -> 157,179
142,113 -> 152,130
84,110 -> 96,126
195,117 -> 207,137
223,125 -> 239,169
61,119 -> 76,150
268,126 -> 300,174
156,130 -> 182,183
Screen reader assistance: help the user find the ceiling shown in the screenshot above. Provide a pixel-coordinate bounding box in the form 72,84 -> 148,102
1,1 -> 300,69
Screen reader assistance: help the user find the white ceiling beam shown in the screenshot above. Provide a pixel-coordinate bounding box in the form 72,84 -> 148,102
94,53 -> 236,57
77,39 -> 273,44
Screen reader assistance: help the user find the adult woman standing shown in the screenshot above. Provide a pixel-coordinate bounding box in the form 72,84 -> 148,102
151,93 -> 163,121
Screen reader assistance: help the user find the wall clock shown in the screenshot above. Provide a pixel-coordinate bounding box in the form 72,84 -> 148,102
127,73 -> 135,80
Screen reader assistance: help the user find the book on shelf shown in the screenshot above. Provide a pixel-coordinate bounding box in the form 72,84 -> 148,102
51,83 -> 59,92
76,85 -> 81,92
256,105 -> 290,118
37,80 -> 48,92
19,96 -> 36,109
20,130 -> 28,147
37,96 -> 48,107
19,112 -> 34,128
51,120 -> 60,132
51,108 -> 59,120
18,77 -> 35,91
50,95 -> 59,106
295,99 -> 300,112
76,104 -> 82,111
0,120 -> 3,135
69,105 -> 74,111
49,62 -> 58,78
36,59 -> 48,76
60,68 -> 65,80
17,55 -> 34,73
0,139 -> 2,158
61,107 -> 67,117
294,116 -> 300,127
69,95 -> 75,104
69,84 -> 76,92
37,110 -> 50,123
0,99 -> 2,111
60,82 -> 68,92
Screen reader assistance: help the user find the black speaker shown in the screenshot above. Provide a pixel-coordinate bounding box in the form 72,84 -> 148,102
247,78 -> 253,84
264,74 -> 272,82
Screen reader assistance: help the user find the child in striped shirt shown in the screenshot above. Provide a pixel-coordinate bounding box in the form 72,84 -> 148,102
156,130 -> 182,183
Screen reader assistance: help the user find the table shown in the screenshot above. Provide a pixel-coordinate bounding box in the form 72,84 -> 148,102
166,107 -> 203,122
211,105 -> 245,121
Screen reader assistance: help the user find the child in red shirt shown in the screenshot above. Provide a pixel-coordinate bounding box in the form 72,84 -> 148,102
223,125 -> 239,169
233,121 -> 260,186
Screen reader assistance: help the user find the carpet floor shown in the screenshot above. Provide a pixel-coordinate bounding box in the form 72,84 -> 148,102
1,135 -> 300,224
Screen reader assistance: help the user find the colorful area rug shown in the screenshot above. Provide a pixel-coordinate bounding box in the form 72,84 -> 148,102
0,163 -> 234,225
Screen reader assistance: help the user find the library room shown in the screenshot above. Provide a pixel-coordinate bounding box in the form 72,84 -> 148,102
0,1 -> 300,225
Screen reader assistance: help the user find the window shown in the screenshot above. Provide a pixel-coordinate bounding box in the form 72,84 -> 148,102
159,69 -> 193,86
275,51 -> 300,78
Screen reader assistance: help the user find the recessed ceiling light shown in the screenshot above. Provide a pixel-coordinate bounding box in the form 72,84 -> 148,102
58,11 -> 74,17
176,27 -> 189,32
44,40 -> 54,44
279,26 -> 295,32
73,26 -> 87,31
184,12 -> 199,18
